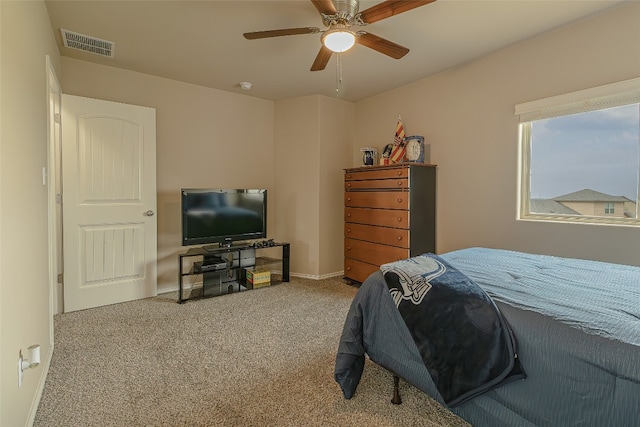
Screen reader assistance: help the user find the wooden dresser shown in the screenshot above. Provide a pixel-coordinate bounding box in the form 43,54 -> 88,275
343,164 -> 436,284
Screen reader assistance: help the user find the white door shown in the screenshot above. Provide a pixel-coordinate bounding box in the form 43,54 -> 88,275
62,94 -> 157,312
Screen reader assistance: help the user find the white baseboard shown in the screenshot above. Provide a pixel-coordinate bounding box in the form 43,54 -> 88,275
291,271 -> 344,280
27,342 -> 53,427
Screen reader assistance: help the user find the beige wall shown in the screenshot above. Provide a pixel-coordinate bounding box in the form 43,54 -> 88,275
60,58 -> 275,294
318,96 -> 354,276
62,59 -> 352,287
274,96 -> 320,276
0,1 -> 60,425
354,2 -> 640,267
274,95 -> 353,278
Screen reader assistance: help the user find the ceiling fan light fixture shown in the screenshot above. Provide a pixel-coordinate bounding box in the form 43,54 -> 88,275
322,27 -> 356,53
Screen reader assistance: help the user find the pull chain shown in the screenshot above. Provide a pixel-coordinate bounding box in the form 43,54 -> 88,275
336,52 -> 343,93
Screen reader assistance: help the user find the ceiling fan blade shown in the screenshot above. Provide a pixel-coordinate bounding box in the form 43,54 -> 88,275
357,32 -> 409,59
310,45 -> 333,71
243,27 -> 319,40
359,0 -> 435,24
311,0 -> 337,16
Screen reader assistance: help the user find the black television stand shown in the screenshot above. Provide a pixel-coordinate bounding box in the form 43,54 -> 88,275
204,242 -> 233,251
178,241 -> 290,303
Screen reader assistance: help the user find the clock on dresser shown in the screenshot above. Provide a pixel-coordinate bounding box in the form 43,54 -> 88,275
404,135 -> 425,163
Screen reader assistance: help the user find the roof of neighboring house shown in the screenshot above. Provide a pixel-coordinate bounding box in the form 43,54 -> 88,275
553,189 -> 632,203
530,199 -> 580,215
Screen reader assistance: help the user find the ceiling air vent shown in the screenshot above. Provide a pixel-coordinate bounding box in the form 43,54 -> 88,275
61,29 -> 115,58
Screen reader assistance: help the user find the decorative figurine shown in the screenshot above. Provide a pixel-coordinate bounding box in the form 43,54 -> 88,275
380,143 -> 393,165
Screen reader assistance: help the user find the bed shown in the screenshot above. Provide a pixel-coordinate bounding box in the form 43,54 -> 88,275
335,247 -> 640,426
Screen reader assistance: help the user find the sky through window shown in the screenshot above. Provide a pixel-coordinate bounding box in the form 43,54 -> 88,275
530,103 -> 640,201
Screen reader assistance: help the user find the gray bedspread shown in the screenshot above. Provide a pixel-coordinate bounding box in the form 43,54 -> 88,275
335,247 -> 640,426
442,247 -> 640,346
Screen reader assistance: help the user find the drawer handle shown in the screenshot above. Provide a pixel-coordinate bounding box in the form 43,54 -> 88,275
397,198 -> 403,203
397,236 -> 402,241
397,171 -> 402,176
346,174 -> 352,179
397,217 -> 403,222
347,197 -> 352,202
347,183 -> 352,187
346,246 -> 351,251
347,213 -> 352,217
347,228 -> 351,233
347,266 -> 352,271
397,181 -> 402,186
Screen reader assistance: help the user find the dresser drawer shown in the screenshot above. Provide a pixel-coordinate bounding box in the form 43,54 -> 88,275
345,207 -> 409,228
345,178 -> 408,190
345,166 -> 408,181
345,191 -> 409,210
345,223 -> 409,249
344,258 -> 379,284
344,238 -> 409,266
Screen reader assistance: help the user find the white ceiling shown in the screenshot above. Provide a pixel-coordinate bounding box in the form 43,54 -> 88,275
45,0 -> 625,102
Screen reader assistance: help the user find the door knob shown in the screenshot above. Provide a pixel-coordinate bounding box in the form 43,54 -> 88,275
144,210 -> 155,217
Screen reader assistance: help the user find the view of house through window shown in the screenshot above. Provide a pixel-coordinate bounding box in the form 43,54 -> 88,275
529,104 -> 639,221
517,78 -> 640,225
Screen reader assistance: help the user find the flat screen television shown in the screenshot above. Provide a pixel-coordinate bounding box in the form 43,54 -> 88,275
181,188 -> 267,248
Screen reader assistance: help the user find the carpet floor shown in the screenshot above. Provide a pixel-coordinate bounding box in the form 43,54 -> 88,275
34,276 -> 469,426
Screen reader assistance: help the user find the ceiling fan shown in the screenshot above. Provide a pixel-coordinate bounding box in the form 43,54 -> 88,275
243,0 -> 436,71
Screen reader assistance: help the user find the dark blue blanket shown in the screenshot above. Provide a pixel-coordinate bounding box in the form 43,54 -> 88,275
380,253 -> 524,407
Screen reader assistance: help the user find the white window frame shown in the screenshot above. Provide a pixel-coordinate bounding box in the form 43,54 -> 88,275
516,77 -> 640,226
604,202 -> 615,215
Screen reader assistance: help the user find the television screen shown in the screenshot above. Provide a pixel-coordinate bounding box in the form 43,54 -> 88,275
181,189 -> 266,247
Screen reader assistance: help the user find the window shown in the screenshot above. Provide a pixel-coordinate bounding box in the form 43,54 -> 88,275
604,203 -> 615,214
516,78 -> 640,226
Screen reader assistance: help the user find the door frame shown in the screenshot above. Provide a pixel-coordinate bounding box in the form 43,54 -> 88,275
46,55 -> 62,335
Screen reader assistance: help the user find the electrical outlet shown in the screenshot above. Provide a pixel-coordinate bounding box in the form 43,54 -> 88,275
18,344 -> 41,387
